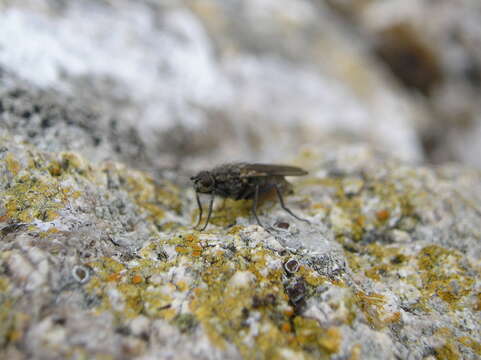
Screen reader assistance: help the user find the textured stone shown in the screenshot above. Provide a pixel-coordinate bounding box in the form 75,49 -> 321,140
0,133 -> 480,359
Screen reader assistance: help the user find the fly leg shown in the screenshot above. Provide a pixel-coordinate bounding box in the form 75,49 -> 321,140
274,185 -> 310,224
194,192 -> 203,228
200,193 -> 215,231
252,184 -> 265,228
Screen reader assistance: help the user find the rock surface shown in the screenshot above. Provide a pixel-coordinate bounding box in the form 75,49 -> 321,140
1,132 -> 480,359
0,1 -> 480,360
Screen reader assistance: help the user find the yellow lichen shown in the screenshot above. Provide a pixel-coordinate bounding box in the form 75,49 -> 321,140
474,292 -> 481,311
116,283 -> 143,318
196,198 -> 252,228
0,298 -> 29,347
85,255 -> 179,320
457,336 -> 481,356
38,227 -> 60,238
122,168 -> 181,222
47,161 -> 63,177
364,264 -> 390,281
60,152 -> 91,176
301,175 -> 420,243
142,288 -> 174,318
88,257 -> 126,277
434,341 -> 460,360
5,153 -> 21,176
354,292 -> 397,329
184,242 -> 342,359
349,244 -> 409,283
349,344 -> 362,360
417,245 -> 474,309
299,266 -> 327,287
4,173 -> 72,222
0,277 -> 10,293
293,317 -> 341,355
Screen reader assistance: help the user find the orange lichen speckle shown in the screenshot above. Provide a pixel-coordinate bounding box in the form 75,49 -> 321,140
175,246 -> 190,255
131,275 -> 143,284
281,323 -> 292,333
376,209 -> 390,222
107,273 -> 122,282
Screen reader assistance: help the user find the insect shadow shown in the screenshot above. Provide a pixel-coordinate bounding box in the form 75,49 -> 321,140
191,163 -> 310,230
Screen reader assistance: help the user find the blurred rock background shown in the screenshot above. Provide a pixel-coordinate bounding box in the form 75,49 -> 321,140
0,0 -> 429,179
327,0 -> 481,167
2,0 -> 480,174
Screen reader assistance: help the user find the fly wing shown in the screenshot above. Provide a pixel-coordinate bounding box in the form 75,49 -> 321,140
239,163 -> 308,177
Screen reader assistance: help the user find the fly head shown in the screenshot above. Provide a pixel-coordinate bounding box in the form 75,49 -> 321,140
191,171 -> 215,194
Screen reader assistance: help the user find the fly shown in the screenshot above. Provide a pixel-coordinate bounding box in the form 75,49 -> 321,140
190,163 -> 310,230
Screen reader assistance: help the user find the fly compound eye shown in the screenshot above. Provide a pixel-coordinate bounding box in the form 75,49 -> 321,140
192,171 -> 214,193
199,172 -> 213,189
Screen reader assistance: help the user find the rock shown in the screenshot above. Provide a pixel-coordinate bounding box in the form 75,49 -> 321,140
0,132 -> 480,359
